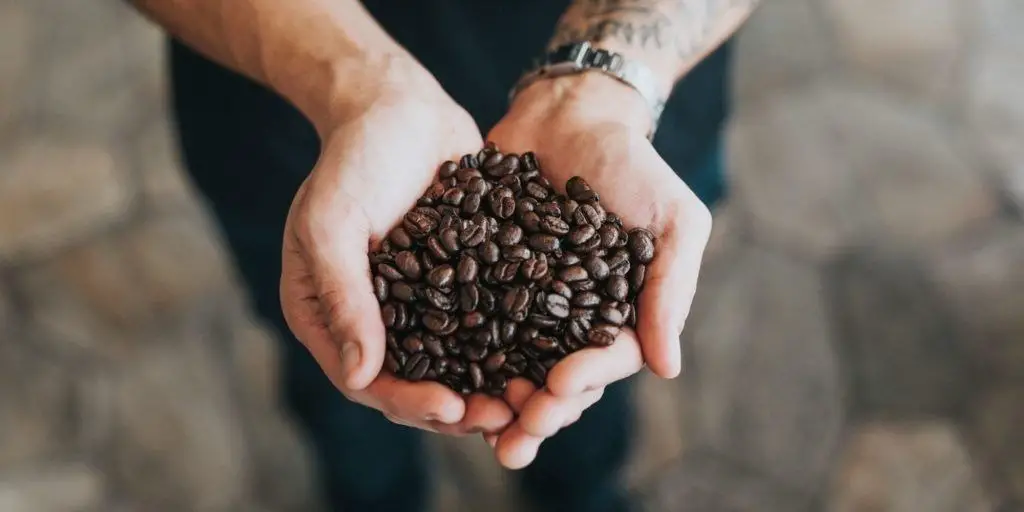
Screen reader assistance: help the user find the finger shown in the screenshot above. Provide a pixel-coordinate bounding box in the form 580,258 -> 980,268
354,373 -> 466,425
636,200 -> 712,378
461,394 -> 515,434
546,329 -> 644,396
504,378 -> 538,414
495,422 -> 543,470
518,387 -> 605,438
299,201 -> 386,391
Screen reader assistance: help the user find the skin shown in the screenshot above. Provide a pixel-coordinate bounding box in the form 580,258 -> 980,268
129,0 -> 760,468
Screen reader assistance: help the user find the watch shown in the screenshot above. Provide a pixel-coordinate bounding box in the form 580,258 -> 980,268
509,41 -> 666,140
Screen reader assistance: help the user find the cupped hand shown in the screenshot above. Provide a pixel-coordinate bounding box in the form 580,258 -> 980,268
281,88 -> 513,435
482,73 -> 712,467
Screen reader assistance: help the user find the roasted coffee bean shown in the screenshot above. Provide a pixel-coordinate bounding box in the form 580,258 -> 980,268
483,352 -> 506,373
524,180 -> 549,200
559,197 -> 579,221
393,304 -> 410,330
423,335 -> 445,358
537,202 -> 562,218
525,361 -> 547,387
518,211 -> 540,233
389,227 -> 414,249
459,222 -> 487,247
569,278 -> 597,292
527,232 -> 561,253
463,344 -> 487,362
423,310 -> 451,333
385,352 -> 401,374
462,311 -> 486,329
478,287 -> 498,315
544,293 -> 571,318
467,177 -> 488,194
488,189 -> 515,219
557,252 -> 582,267
406,353 -> 430,381
565,176 -> 599,202
522,151 -> 539,171
460,154 -> 479,169
493,260 -> 520,283
606,275 -> 629,301
456,168 -> 483,182
520,256 -> 548,281
487,374 -> 508,395
516,198 -> 538,217
628,228 -> 656,263
498,175 -> 523,194
599,224 -> 619,248
434,227 -> 457,253
532,336 -> 559,352
501,286 -> 530,322
403,210 -> 437,238
495,223 -> 523,246
469,363 -> 485,389
588,324 -> 619,347
560,265 -> 589,282
550,280 -> 573,299
373,276 -> 389,302
568,317 -> 591,343
576,235 -> 603,254
575,203 -> 605,227
477,240 -> 500,265
426,265 -> 455,289
606,250 -> 631,276
599,303 -> 626,326
583,256 -> 610,281
462,192 -> 482,215
485,153 -> 519,178
482,151 -> 503,170
500,321 -> 517,345
424,287 -> 454,311
572,291 -> 601,308
431,357 -> 449,376
395,251 -> 422,280
459,284 -> 480,312
539,215 -> 571,236
528,314 -> 560,329
377,263 -> 404,282
390,281 -> 417,302
402,334 -> 424,354
456,254 -> 479,283
439,160 -> 459,179
502,244 -> 531,262
629,263 -> 647,294
568,224 -> 597,246
381,303 -> 398,328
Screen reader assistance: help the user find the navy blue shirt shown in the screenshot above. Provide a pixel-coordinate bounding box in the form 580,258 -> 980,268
169,2 -> 731,221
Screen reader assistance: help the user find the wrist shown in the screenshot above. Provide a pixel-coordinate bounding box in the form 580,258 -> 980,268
509,71 -> 654,139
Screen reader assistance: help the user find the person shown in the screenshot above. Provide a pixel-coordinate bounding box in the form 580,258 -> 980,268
129,1 -> 759,510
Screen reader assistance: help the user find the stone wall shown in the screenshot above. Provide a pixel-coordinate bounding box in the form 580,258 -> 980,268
2,0 -> 1023,511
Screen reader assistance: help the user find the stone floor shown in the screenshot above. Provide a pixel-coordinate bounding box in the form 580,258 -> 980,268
1,0 -> 1023,511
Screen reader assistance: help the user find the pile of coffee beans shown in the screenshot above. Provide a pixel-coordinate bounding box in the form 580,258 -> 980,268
369,144 -> 656,396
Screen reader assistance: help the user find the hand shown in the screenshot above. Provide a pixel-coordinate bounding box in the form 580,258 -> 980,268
483,72 -> 712,466
280,80 -> 513,435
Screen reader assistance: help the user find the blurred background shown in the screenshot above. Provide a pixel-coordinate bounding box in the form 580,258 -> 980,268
1,0 -> 1022,511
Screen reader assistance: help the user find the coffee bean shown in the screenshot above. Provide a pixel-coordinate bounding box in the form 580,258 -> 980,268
495,223 -> 523,246
568,224 -> 597,246
528,314 -> 560,329
500,321 -> 517,345
487,374 -> 508,395
559,197 -> 579,221
462,311 -> 486,329
426,265 -> 455,289
406,353 -> 430,381
628,228 -> 656,263
377,263 -> 404,282
485,153 -> 519,178
532,336 -> 560,352
568,317 -> 590,343
467,177 -> 488,194
588,324 -> 619,347
463,344 -> 487,362
536,202 -> 561,218
395,251 -> 422,280
606,275 -> 629,301
460,154 -> 479,169
385,351 -> 401,373
566,176 -> 599,202
524,181 -> 549,200
599,303 -> 626,326
456,254 -> 479,283
423,286 -> 454,310
498,175 -> 522,195
459,223 -> 486,247
459,284 -> 480,312
493,260 -> 520,282
381,303 -> 397,328
545,294 -> 571,318
629,263 -> 647,295
576,204 -> 605,227
598,224 -> 619,248
606,250 -> 631,276
462,192 -> 482,215
501,287 -> 530,322
572,291 -> 601,308
390,281 -> 416,302
439,160 -> 459,179
522,151 -> 539,171
474,240 -> 499,265
402,334 -> 424,354
389,227 -> 414,249
525,361 -> 547,387
403,210 -> 437,238
479,287 -> 497,315
483,352 -> 506,373
372,275 -> 389,302
456,168 -> 483,182
469,363 -> 485,389
482,151 -> 503,170
583,256 -> 610,281
550,280 -> 573,299
423,335 -> 445,358
560,265 -> 588,282
423,309 -> 451,333
520,256 -> 548,281
502,244 -> 531,262
539,215 -> 571,236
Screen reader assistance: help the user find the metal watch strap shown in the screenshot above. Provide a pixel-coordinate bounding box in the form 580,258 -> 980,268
509,41 -> 666,140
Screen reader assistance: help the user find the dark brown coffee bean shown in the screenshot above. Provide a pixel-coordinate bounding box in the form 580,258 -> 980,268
423,335 -> 445,358
372,275 -> 389,302
565,176 -> 599,202
456,168 -> 483,182
394,251 -> 422,280
629,263 -> 647,294
537,202 -> 561,218
502,244 -> 531,262
420,237 -> 446,262
557,252 -> 582,267
482,151 -> 503,171
545,294 -> 571,318
406,353 -> 430,381
525,361 -> 547,387
462,311 -> 486,329
483,352 -> 506,373
377,263 -> 404,282
425,265 -> 455,289
469,363 -> 485,389
463,344 -> 487,362
381,303 -> 397,328
522,151 -> 539,171
459,154 -> 479,169
606,249 -> 631,276
478,287 -> 497,315
524,180 -> 549,200
559,265 -> 589,282
570,279 -> 597,292
501,287 -> 530,322
433,230 -> 456,255
456,254 -> 479,283
474,241 -> 498,265
532,336 -> 560,352
572,291 -> 601,308
583,256 -> 610,281
520,257 -> 548,281
538,215 -> 570,236
459,223 -> 486,247
599,224 -> 619,248
516,197 -> 538,215
431,357 -> 449,376
459,284 -> 480,312
487,374 -> 508,395
388,227 -> 413,249
441,187 -> 464,206
447,357 -> 467,375
439,160 -> 459,178
485,153 -> 519,177
498,175 -> 522,195
462,192 -> 482,215
467,177 -> 488,194
423,309 -> 451,333
390,281 -> 416,302
606,275 -> 629,301
588,324 -> 620,347
575,203 -> 605,227
403,210 -> 437,238
528,314 -> 560,329
385,351 -> 401,374
575,235 -> 603,254
402,334 -> 424,354
568,224 -> 597,246
438,319 -> 459,335
493,260 -> 520,283
500,321 -> 517,345
628,228 -> 656,263
550,280 -> 573,299
495,223 -> 523,246
559,197 -> 579,221
599,303 -> 626,326
568,317 -> 591,343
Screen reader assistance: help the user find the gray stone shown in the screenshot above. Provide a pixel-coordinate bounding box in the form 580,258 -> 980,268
625,373 -> 688,489
0,343 -> 77,471
832,250 -> 971,416
732,0 -> 832,104
0,139 -> 133,264
828,422 -> 993,512
926,223 -> 1024,378
97,327 -> 248,512
684,248 -> 845,492
967,385 -> 1024,504
19,215 -> 232,360
823,0 -> 964,102
639,452 -> 812,512
729,86 -> 997,261
0,463 -> 105,512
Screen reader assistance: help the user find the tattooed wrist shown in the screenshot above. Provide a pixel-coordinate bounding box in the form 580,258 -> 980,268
551,0 -> 761,84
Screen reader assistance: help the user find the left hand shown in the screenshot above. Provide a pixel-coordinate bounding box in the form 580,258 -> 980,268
483,72 -> 713,468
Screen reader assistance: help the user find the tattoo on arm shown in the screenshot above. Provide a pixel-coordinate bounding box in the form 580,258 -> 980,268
552,0 -> 761,78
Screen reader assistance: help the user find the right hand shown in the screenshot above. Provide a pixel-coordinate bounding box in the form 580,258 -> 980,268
280,78 -> 513,435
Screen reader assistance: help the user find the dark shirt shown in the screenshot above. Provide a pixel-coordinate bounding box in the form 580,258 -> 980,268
169,1 -> 731,224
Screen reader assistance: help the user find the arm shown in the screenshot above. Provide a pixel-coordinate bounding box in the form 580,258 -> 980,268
129,0 -> 441,133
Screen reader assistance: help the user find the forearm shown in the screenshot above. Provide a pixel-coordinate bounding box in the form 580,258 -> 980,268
131,0 -> 440,132
551,0 -> 760,101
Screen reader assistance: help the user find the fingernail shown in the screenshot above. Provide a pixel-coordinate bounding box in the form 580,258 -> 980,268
340,342 -> 361,381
